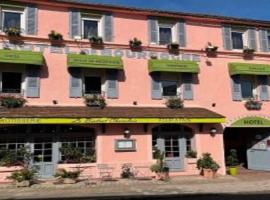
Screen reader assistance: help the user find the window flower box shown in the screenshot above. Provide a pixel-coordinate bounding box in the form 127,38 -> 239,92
167,42 -> 179,52
4,27 -> 21,37
243,47 -> 255,55
84,94 -> 106,109
205,42 -> 218,56
89,36 -> 104,47
165,97 -> 184,109
245,99 -> 262,110
0,95 -> 27,108
48,30 -> 63,46
129,38 -> 142,51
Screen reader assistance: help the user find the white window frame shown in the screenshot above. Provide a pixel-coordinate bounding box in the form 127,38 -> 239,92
1,8 -> 25,34
81,16 -> 102,39
82,69 -> 105,95
231,29 -> 248,50
157,22 -> 177,45
267,31 -> 270,51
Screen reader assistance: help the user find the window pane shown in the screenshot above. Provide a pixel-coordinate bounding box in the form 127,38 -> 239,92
3,12 -> 21,29
232,32 -> 244,49
2,72 -> 22,93
241,80 -> 254,99
85,76 -> 101,94
159,27 -> 172,45
268,35 -> 270,51
83,20 -> 98,39
162,81 -> 177,96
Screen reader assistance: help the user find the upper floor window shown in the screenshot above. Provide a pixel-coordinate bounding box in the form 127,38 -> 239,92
267,31 -> 270,51
162,80 -> 177,96
1,72 -> 22,94
240,76 -> 256,99
84,76 -> 102,95
1,8 -> 25,33
82,16 -> 102,39
232,31 -> 244,50
159,24 -> 173,45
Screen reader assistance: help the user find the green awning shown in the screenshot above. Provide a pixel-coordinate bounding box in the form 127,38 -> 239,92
0,49 -> 43,66
149,59 -> 199,73
229,63 -> 270,76
67,54 -> 123,70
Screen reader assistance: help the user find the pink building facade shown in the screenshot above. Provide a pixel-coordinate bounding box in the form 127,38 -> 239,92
0,0 -> 270,181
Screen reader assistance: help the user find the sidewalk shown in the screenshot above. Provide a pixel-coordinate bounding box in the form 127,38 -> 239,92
1,173 -> 270,200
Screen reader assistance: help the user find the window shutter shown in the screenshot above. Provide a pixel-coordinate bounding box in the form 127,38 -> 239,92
178,21 -> 186,47
231,75 -> 242,101
259,29 -> 269,52
107,70 -> 119,99
69,68 -> 82,98
151,72 -> 162,100
222,26 -> 232,50
69,9 -> 81,39
26,67 -> 40,98
148,17 -> 158,44
104,13 -> 113,42
26,5 -> 38,35
0,7 -> 2,31
248,29 -> 257,50
182,73 -> 193,100
258,75 -> 269,101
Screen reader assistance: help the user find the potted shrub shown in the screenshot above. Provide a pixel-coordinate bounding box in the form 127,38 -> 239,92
245,99 -> 262,110
8,167 -> 37,187
0,96 -> 27,108
205,42 -> 218,55
165,97 -> 184,109
84,94 -> 106,109
4,27 -> 21,37
186,150 -> 197,159
48,30 -> 63,46
243,46 -> 255,56
55,168 -> 81,184
150,151 -> 169,181
167,42 -> 179,52
89,36 -> 103,46
226,149 -> 239,176
129,38 -> 142,50
121,163 -> 134,179
197,153 -> 220,178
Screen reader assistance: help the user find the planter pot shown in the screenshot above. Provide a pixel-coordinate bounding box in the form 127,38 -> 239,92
63,178 -> 76,184
203,168 -> 217,179
16,180 -> 30,187
229,167 -> 238,176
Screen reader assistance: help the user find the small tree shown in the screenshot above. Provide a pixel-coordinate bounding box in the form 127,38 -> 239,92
226,149 -> 239,167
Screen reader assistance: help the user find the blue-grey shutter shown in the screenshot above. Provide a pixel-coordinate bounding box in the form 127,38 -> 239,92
69,9 -> 81,39
248,29 -> 257,50
258,76 -> 269,101
26,67 -> 40,98
104,13 -> 113,42
182,73 -> 193,100
222,26 -> 232,50
69,68 -> 82,98
259,29 -> 269,52
26,5 -> 38,35
151,73 -> 162,100
178,21 -> 186,47
0,7 -> 2,31
148,17 -> 158,44
231,75 -> 242,101
107,70 -> 119,99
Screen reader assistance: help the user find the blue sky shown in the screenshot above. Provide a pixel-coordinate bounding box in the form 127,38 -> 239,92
80,0 -> 270,21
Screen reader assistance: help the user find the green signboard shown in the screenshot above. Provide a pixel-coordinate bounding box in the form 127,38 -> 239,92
67,54 -> 123,69
229,63 -> 270,76
231,116 -> 270,127
0,49 -> 44,66
149,59 -> 199,73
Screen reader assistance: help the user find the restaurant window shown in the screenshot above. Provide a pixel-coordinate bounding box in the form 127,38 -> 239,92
240,76 -> 256,99
81,15 -> 101,39
2,9 -> 25,32
84,76 -> 102,95
0,138 -> 26,162
231,30 -> 244,50
1,72 -> 22,93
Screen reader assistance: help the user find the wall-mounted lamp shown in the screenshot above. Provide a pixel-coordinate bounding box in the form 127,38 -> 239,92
210,127 -> 217,137
124,128 -> 131,138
